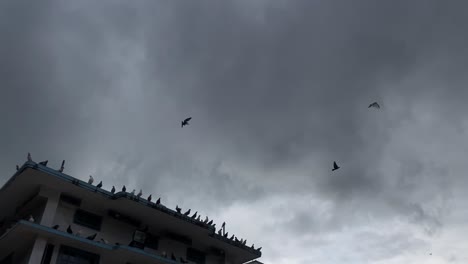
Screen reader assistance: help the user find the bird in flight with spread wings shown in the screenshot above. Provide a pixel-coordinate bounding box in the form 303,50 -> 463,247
368,102 -> 380,109
181,117 -> 192,127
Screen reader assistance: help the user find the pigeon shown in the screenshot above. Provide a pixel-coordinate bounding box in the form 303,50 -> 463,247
183,209 -> 191,216
88,175 -> 94,184
196,215 -> 201,221
230,235 -> 235,240
242,239 -> 247,246
52,224 -> 59,230
332,161 -> 340,171
176,205 -> 182,213
147,194 -> 152,202
207,220 -> 213,225
180,257 -> 189,263
137,189 -> 142,198
28,215 -> 35,222
86,233 -> 97,241
171,253 -> 177,261
122,185 -> 126,192
156,198 -> 161,205
66,225 -> 73,234
191,211 -> 197,219
27,153 -> 32,162
204,216 -> 209,223
256,247 -> 262,251
16,165 -> 19,171
111,186 -> 115,194
222,222 -> 226,228
218,229 -> 222,235
368,102 -> 380,109
39,160 -> 48,166
58,160 -> 65,173
235,237 -> 240,243
251,244 -> 255,249
223,232 -> 228,238
96,181 -> 103,188
181,117 -> 192,127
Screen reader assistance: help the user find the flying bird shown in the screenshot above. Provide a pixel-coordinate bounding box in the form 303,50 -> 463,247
38,160 -> 48,166
181,117 -> 192,127
27,152 -> 32,162
368,102 -> 380,109
147,194 -> 152,202
332,161 -> 340,171
96,181 -> 103,188
88,175 -> 94,184
111,186 -> 115,194
58,160 -> 65,173
66,225 -> 73,234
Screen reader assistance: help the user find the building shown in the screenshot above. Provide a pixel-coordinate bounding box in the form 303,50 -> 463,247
0,160 -> 262,264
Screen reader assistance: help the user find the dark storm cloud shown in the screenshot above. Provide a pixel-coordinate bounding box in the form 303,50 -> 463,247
1,1 -> 468,263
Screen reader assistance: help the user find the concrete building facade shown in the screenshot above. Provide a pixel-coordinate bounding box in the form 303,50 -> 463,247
0,161 -> 262,264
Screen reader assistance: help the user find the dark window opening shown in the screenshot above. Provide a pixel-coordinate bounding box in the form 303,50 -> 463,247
41,244 -> 54,264
145,234 -> 159,250
57,246 -> 99,264
187,248 -> 206,264
60,194 -> 82,207
73,209 -> 102,231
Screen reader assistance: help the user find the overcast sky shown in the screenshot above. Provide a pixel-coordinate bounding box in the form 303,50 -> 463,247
1,1 -> 468,263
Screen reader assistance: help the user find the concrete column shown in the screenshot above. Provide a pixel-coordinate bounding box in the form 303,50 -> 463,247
39,186 -> 60,227
27,236 -> 47,264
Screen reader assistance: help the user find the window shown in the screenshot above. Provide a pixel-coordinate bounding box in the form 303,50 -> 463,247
187,248 -> 206,264
73,209 -> 102,231
57,246 -> 100,264
41,244 -> 54,264
145,234 -> 159,250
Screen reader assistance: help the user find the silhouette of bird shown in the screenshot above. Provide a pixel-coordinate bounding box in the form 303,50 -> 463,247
368,102 -> 380,109
223,232 -> 228,238
181,117 -> 192,127
86,233 -> 97,241
96,181 -> 103,188
27,153 -> 32,162
332,161 -> 340,171
16,165 -> 19,171
230,234 -> 234,240
242,239 -> 247,245
207,220 -> 213,225
218,229 -> 222,235
156,198 -> 161,205
111,186 -> 115,194
39,160 -> 48,166
183,209 -> 191,216
176,205 -> 182,213
180,257 -> 189,263
251,244 -> 255,249
204,216 -> 209,223
147,194 -> 152,202
66,225 -> 73,234
191,211 -> 197,219
137,189 -> 142,198
222,222 -> 226,228
88,175 -> 94,184
256,247 -> 262,251
52,224 -> 59,230
58,160 -> 65,173
122,185 -> 126,192
171,253 -> 177,261
196,215 -> 201,221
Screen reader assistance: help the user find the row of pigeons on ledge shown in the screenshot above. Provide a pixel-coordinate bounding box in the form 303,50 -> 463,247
18,153 -> 261,253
